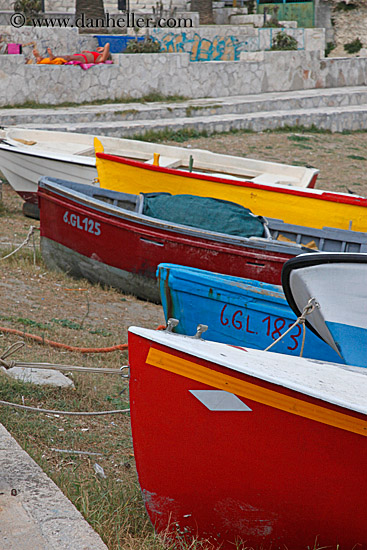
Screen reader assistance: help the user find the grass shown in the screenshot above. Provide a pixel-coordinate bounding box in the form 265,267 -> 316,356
287,134 -> 311,142
133,126 -> 255,143
0,373 -> 145,549
133,124 -> 367,144
347,154 -> 366,161
0,314 -> 112,336
0,92 -> 188,110
131,123 -> 358,144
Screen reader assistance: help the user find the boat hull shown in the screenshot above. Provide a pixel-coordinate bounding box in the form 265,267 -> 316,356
0,145 -> 97,205
157,263 -> 342,363
129,329 -> 367,550
96,152 -> 367,232
38,179 -> 302,301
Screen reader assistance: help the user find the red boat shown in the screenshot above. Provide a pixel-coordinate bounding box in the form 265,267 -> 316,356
38,177 -> 367,302
128,326 -> 367,550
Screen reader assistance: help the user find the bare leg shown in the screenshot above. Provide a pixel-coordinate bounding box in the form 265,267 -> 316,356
47,47 -> 81,62
96,42 -> 110,63
46,47 -> 55,60
32,47 -> 43,63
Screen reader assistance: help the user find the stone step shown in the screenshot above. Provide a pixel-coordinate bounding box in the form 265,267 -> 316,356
1,86 -> 367,128
8,102 -> 367,136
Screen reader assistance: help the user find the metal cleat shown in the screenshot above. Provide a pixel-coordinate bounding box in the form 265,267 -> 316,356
120,365 -> 130,379
165,318 -> 179,332
194,324 -> 208,339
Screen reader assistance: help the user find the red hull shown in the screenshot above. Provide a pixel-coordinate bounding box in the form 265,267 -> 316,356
38,185 -> 298,300
129,331 -> 367,550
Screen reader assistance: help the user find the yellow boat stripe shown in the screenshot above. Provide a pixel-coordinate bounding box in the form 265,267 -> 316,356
146,348 -> 367,437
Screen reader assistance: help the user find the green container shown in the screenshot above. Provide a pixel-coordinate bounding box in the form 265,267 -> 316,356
257,1 -> 314,29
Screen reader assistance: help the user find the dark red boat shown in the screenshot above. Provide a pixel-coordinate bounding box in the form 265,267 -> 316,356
38,177 -> 367,302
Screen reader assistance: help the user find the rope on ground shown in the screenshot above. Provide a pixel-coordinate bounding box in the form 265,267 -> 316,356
0,226 -> 36,261
0,326 -> 128,353
0,325 -> 166,354
0,400 -> 129,416
264,298 -> 319,357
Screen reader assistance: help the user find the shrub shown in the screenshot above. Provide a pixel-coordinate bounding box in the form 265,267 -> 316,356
124,37 -> 161,54
344,38 -> 363,54
12,0 -> 42,24
271,31 -> 298,51
325,41 -> 336,57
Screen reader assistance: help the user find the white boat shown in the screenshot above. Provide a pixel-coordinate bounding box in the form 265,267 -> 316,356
0,128 -> 319,217
282,252 -> 367,368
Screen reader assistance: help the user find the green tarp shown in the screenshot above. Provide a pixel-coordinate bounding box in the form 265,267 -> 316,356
142,193 -> 265,238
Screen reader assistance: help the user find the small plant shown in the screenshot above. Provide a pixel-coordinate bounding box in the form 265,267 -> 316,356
12,0 -> 43,24
124,36 -> 161,54
347,154 -> 366,160
288,134 -> 311,142
271,31 -> 298,51
335,1 -> 358,11
344,38 -> 363,54
325,41 -> 336,57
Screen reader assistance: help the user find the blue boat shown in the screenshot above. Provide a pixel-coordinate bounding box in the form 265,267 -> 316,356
157,263 -> 343,363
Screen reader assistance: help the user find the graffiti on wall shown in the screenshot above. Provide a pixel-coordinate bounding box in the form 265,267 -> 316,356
153,32 -> 248,61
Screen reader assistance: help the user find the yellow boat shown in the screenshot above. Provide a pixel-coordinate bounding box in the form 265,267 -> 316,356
95,139 -> 367,233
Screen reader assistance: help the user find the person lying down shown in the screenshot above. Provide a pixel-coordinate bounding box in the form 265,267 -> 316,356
33,42 -> 112,64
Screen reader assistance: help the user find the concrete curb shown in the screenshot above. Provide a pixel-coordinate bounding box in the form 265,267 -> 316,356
0,423 -> 109,550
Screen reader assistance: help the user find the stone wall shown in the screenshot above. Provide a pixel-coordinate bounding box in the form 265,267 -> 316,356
0,26 -> 97,61
0,25 -> 325,63
1,49 -> 367,107
149,26 -> 325,61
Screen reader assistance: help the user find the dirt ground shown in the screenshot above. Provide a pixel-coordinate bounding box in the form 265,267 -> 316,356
0,183 -> 165,341
0,129 -> 366,550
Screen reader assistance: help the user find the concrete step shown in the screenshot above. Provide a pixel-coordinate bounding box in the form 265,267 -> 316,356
1,86 -> 367,128
9,102 -> 367,136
